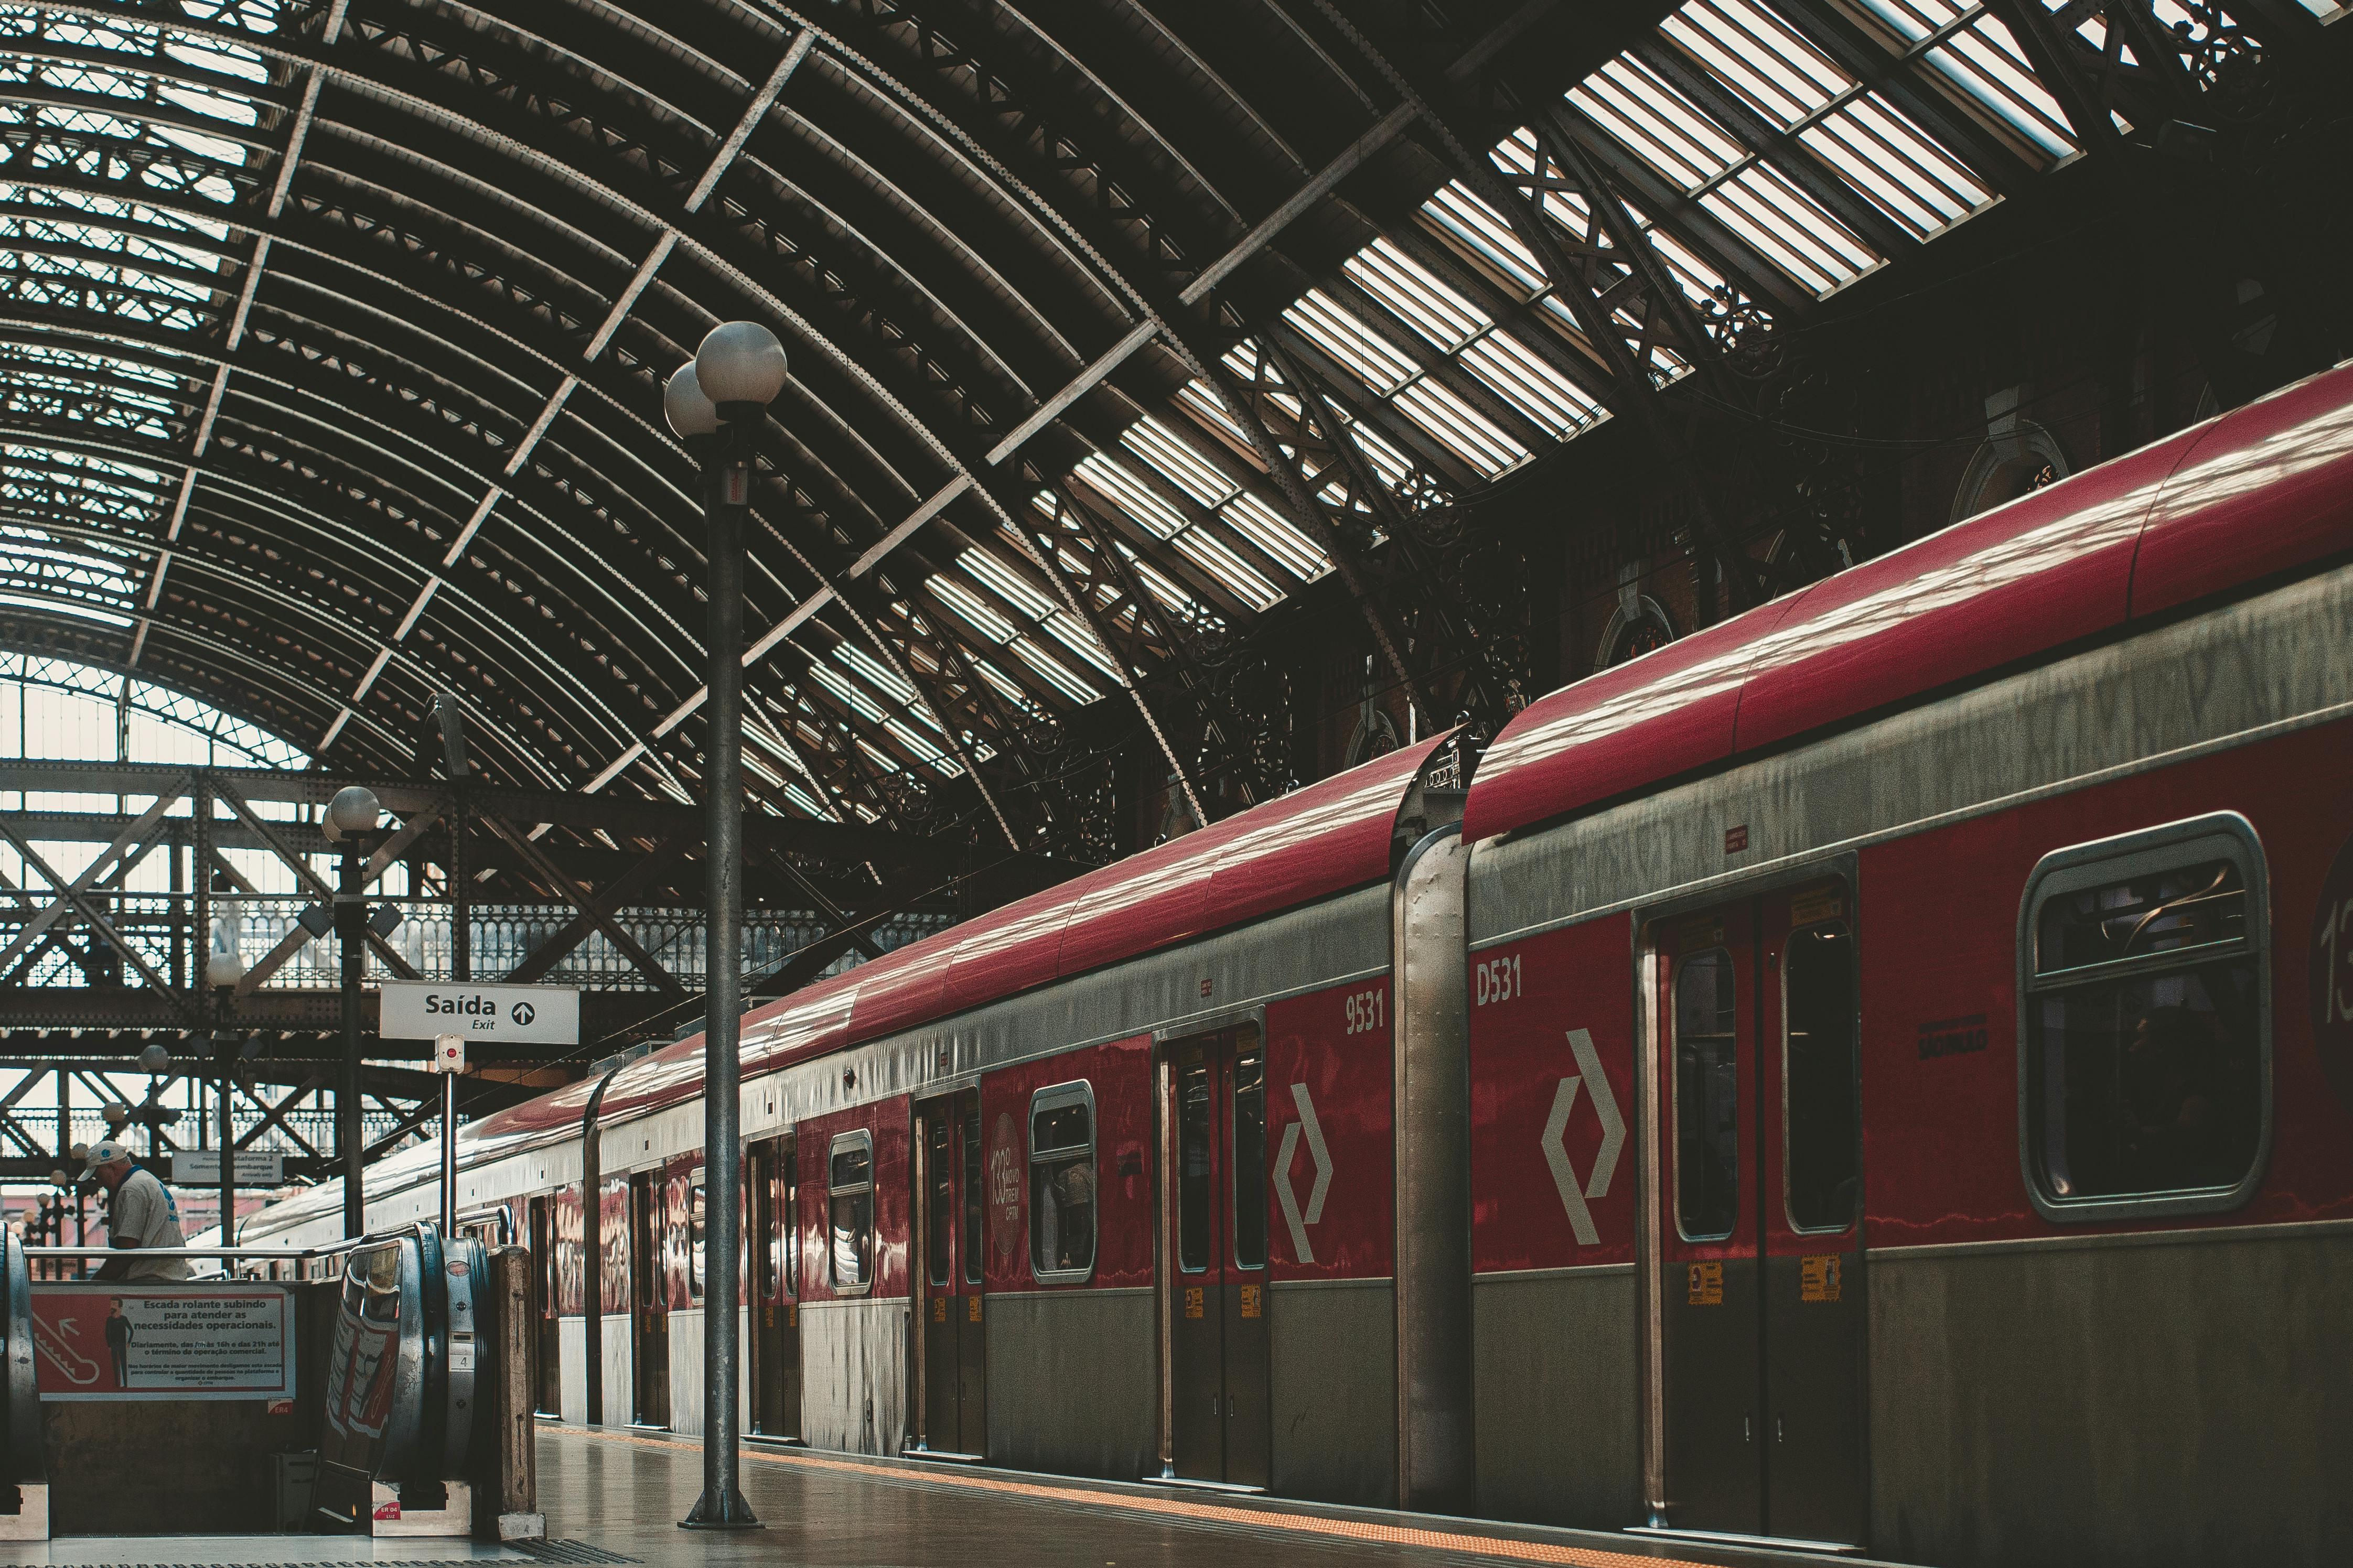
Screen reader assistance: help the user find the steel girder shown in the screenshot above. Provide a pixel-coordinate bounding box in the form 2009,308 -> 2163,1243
0,0 -> 1931,847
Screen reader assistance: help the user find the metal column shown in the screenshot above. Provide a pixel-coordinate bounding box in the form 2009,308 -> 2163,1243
337,841 -> 364,1237
683,416 -> 757,1528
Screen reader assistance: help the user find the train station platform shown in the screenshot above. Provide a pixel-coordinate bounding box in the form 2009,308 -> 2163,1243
503,1425 -> 1909,1568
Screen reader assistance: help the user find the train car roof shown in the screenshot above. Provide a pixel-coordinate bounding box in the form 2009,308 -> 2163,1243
1460,360 -> 2353,846
454,730 -> 1455,1156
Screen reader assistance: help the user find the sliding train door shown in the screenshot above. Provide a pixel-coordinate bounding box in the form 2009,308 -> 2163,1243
529,1195 -> 562,1416
1650,878 -> 1862,1548
1159,1026 -> 1270,1489
629,1170 -> 671,1428
912,1090 -> 985,1457
749,1136 -> 801,1439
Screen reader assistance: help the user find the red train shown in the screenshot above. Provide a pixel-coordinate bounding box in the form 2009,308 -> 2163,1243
241,362 -> 2353,1566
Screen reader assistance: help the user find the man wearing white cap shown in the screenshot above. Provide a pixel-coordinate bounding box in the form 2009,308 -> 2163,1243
84,1140 -> 188,1282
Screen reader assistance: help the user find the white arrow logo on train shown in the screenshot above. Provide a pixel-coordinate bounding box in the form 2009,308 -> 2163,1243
1275,1083 -> 1332,1264
1542,1029 -> 1625,1247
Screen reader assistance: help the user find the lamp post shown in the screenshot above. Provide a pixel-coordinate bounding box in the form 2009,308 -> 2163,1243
669,320 -> 787,1531
327,783 -> 380,1237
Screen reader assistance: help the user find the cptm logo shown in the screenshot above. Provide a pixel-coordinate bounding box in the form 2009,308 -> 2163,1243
1542,1029 -> 1626,1248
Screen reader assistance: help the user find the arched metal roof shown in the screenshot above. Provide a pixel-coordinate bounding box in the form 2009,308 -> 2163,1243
2,0 -> 2325,859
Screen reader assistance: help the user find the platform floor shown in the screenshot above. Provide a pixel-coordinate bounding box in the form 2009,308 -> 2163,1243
0,1427 -> 1914,1567
530,1425 -> 1901,1568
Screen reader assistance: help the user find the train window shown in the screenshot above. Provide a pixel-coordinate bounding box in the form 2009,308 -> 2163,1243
1176,1058 -> 1212,1272
1232,1048 -> 1267,1270
926,1118 -> 953,1288
687,1173 -> 706,1303
960,1107 -> 983,1288
1784,921 -> 1860,1233
782,1144 -> 798,1300
1673,947 -> 1740,1242
2023,816 -> 2269,1219
1029,1082 -> 1097,1282
828,1133 -> 874,1292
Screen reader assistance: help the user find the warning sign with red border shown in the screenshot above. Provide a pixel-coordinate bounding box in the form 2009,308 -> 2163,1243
31,1284 -> 295,1401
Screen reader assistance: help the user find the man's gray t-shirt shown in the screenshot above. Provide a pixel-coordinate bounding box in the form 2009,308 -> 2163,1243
110,1167 -> 189,1281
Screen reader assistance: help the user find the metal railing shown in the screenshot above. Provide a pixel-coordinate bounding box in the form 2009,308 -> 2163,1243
0,896 -> 953,991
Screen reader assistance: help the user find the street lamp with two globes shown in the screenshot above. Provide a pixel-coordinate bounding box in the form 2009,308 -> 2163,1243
665,322 -> 787,1531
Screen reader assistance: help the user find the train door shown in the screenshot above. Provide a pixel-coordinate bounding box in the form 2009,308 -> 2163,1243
529,1196 -> 561,1416
629,1170 -> 670,1428
748,1137 -> 801,1439
1159,1026 -> 1270,1489
912,1090 -> 986,1457
1650,880 -> 1862,1548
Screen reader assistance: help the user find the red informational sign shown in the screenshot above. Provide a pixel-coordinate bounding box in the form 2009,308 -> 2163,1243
31,1284 -> 295,1401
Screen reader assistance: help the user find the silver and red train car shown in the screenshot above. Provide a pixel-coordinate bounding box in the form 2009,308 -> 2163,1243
237,362 -> 2353,1566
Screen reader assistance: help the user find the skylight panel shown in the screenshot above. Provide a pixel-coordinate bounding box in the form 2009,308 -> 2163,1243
1929,19 -> 2076,159
1174,380 -> 1249,446
1283,290 -> 1420,395
927,575 -> 1016,643
1421,180 -> 1547,294
1392,378 -> 1529,477
1344,239 -> 1490,354
783,782 -> 829,818
1666,1 -> 1849,128
1458,331 -> 1604,439
1072,453 -> 1188,540
833,644 -> 920,711
1219,492 -> 1326,580
1341,418 -> 1414,491
1800,96 -> 1989,235
1119,550 -> 1200,620
1702,165 -> 1873,293
959,546 -> 1056,621
1007,639 -> 1100,704
1122,416 -> 1237,507
1169,528 -> 1280,612
1572,58 -> 1746,192
966,654 -> 1040,713
1040,617 -> 1119,677
805,663 -> 886,726
0,592 -> 131,628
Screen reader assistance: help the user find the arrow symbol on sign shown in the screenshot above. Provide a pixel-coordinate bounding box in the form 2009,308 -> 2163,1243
1542,1028 -> 1626,1248
1274,1082 -> 1331,1264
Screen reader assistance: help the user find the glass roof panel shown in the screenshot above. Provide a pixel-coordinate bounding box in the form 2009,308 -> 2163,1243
1799,96 -> 1990,235
1851,2 -> 2075,161
1218,491 -> 1326,581
1071,452 -> 1282,608
1343,238 -> 1490,354
1421,179 -> 1548,295
1571,58 -> 1747,193
1122,416 -> 1238,508
1456,331 -> 1605,439
1391,377 -> 1529,477
1701,164 -> 1873,293
1663,0 -> 1848,128
1284,289 -> 1421,394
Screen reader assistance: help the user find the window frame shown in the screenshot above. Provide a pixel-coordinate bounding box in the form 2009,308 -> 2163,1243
1670,943 -> 1741,1244
1779,910 -> 1860,1238
1026,1079 -> 1098,1285
2015,812 -> 2273,1224
1229,1043 -> 1268,1273
826,1130 -> 876,1295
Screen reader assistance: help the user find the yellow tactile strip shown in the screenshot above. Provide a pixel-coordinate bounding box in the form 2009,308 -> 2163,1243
553,1425 -> 1710,1568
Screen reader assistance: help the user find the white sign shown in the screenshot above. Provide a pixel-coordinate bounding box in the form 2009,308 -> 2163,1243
32,1283 -> 295,1401
171,1149 -> 283,1187
379,980 -> 578,1045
